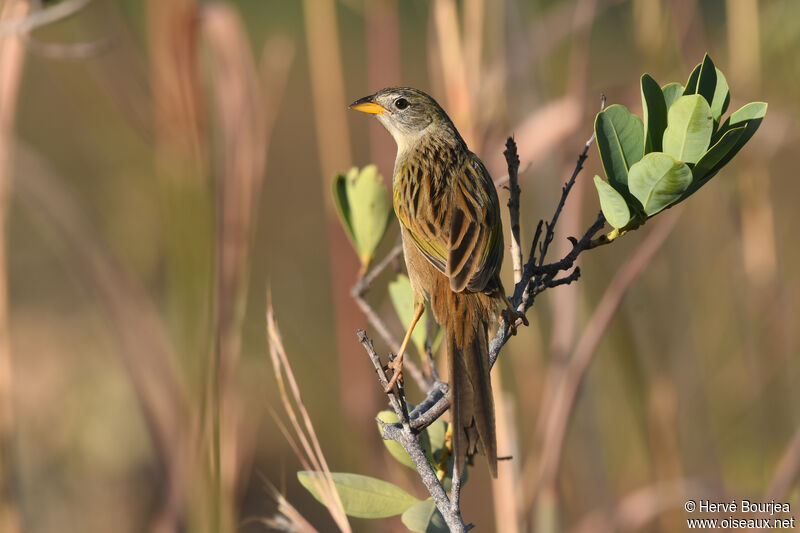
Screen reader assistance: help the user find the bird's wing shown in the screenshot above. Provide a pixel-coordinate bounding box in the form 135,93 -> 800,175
445,154 -> 503,293
395,152 -> 503,293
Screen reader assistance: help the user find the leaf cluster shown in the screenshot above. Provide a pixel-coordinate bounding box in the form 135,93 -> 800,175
593,54 -> 767,233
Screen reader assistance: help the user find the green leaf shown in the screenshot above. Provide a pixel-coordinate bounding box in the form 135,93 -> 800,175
692,126 -> 746,183
594,104 -> 644,198
593,175 -> 631,229
710,68 -> 730,123
332,173 -> 356,247
694,54 -> 717,105
641,74 -> 668,153
401,499 -> 448,533
662,95 -> 714,163
426,419 -> 447,456
712,102 -> 767,160
297,471 -> 420,518
345,165 -> 392,268
377,411 -> 427,469
683,63 -> 700,95
680,101 -> 767,200
628,153 -> 692,216
662,83 -> 684,110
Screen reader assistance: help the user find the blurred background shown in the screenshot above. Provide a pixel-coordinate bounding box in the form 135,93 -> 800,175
0,0 -> 798,532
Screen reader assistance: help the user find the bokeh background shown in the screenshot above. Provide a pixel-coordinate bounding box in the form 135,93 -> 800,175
0,0 -> 798,532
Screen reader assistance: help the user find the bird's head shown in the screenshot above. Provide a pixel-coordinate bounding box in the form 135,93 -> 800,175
349,87 -> 462,153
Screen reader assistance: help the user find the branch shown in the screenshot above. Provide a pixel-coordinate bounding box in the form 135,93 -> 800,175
504,138 -> 523,285
350,243 -> 430,391
357,331 -> 467,533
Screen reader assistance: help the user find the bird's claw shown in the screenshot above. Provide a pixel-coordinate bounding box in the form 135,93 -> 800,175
384,353 -> 404,393
501,304 -> 528,336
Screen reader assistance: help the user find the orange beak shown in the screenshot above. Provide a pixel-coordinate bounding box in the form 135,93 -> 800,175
349,95 -> 385,115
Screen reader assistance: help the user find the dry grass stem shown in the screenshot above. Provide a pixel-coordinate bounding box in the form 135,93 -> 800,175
490,374 -> 521,533
432,0 -> 473,145
530,209 -> 681,510
14,143 -> 191,533
0,3 -> 27,531
766,425 -> 800,502
202,4 -> 282,529
261,482 -> 320,533
267,300 -> 352,533
302,0 -> 351,179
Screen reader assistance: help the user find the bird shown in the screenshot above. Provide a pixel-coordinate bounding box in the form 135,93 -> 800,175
350,87 -> 516,478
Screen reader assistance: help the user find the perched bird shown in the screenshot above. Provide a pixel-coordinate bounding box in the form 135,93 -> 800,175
350,87 -> 514,478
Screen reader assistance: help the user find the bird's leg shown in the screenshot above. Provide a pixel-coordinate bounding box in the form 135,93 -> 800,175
501,297 -> 528,335
385,301 -> 425,393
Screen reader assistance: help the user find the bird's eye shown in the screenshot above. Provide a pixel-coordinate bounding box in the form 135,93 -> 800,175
394,98 -> 409,110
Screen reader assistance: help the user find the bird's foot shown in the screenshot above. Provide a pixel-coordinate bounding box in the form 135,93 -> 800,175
384,352 -> 405,393
501,301 -> 528,335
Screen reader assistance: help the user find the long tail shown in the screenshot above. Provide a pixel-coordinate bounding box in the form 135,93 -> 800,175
446,292 -> 497,478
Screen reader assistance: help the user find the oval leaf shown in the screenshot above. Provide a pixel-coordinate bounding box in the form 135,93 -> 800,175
426,419 -> 448,456
377,411 -> 416,469
593,175 -> 631,229
297,471 -> 420,518
401,499 -> 448,533
710,68 -> 730,123
332,172 -> 356,247
345,165 -> 392,268
662,95 -> 714,164
628,153 -> 692,216
683,63 -> 700,96
682,102 -> 767,201
662,83 -> 684,110
641,73 -> 667,153
594,104 -> 644,196
710,102 -> 767,168
377,410 -> 432,469
692,54 -> 717,105
692,125 -> 746,183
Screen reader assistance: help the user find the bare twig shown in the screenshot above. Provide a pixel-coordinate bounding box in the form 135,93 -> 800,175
352,243 -> 403,298
493,162 -> 531,188
358,331 -> 467,533
350,243 -> 429,391
504,138 -> 523,285
351,245 -> 402,348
